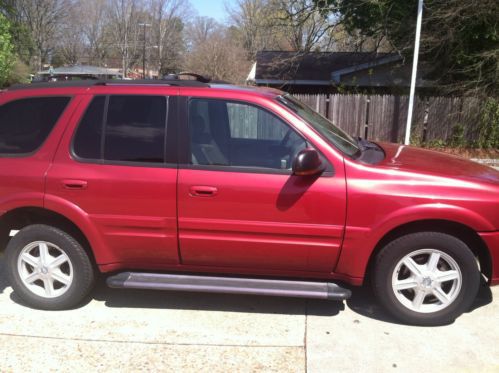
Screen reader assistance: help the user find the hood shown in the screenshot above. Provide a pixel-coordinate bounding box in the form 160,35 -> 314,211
376,142 -> 499,185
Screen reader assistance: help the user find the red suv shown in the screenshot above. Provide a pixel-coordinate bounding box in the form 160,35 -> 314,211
0,79 -> 498,325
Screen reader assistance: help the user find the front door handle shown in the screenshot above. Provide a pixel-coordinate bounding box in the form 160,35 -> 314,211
189,186 -> 218,197
62,180 -> 88,190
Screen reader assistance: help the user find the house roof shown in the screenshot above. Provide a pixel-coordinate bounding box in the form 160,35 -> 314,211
249,51 -> 403,86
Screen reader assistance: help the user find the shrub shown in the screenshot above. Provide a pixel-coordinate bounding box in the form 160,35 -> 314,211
475,98 -> 499,149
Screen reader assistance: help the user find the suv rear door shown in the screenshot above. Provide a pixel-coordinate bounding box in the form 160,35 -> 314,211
45,90 -> 180,267
0,93 -> 75,213
177,94 -> 347,273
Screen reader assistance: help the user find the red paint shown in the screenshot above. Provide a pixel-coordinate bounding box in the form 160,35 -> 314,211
479,232 -> 499,285
0,84 -> 498,287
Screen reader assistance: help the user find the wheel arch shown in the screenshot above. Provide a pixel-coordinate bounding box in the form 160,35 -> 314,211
365,219 -> 492,284
0,207 -> 97,265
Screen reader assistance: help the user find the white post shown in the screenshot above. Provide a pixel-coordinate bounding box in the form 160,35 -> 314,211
404,0 -> 424,145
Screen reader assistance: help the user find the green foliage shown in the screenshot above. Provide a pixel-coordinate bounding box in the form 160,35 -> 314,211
409,131 -> 423,147
0,12 -> 15,87
315,0 -> 499,96
7,58 -> 31,85
425,139 -> 447,149
448,124 -> 466,148
475,98 -> 499,149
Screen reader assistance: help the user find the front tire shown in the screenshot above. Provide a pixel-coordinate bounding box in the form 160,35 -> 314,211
373,232 -> 480,326
5,224 -> 95,310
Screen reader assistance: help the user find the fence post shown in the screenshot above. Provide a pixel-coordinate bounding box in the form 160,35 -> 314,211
422,97 -> 429,144
325,94 -> 331,120
391,95 -> 400,142
364,97 -> 371,139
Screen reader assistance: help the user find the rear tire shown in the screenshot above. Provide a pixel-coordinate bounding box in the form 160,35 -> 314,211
373,232 -> 480,326
5,224 -> 95,310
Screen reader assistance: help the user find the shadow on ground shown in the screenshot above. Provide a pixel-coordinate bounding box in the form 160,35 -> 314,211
91,276 -> 345,317
0,256 -> 7,296
92,275 -> 493,322
1,253 -> 493,322
339,279 -> 493,325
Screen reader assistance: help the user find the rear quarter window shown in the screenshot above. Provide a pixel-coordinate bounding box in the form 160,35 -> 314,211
0,96 -> 71,155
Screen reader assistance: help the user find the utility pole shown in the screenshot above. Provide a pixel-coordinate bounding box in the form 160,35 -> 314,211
404,0 -> 424,145
139,23 -> 151,79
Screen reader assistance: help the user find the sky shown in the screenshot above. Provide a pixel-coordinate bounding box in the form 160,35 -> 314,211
189,0 -> 229,22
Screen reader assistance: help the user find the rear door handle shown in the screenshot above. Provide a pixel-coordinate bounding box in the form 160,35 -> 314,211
62,180 -> 88,190
189,186 -> 218,197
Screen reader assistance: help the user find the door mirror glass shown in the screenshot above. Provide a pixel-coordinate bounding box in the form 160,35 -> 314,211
292,148 -> 325,176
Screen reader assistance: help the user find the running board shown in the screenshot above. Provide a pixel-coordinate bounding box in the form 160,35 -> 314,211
106,272 -> 351,301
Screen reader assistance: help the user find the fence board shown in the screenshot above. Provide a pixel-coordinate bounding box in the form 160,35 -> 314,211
461,97 -> 481,144
426,97 -> 461,142
328,94 -> 366,137
292,93 -> 482,144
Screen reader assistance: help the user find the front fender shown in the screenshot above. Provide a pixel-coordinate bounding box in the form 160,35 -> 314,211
335,203 -> 494,281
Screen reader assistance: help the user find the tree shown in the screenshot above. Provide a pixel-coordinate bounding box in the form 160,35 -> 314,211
272,0 -> 334,52
0,1 -> 30,64
76,0 -> 110,65
316,0 -> 499,96
227,0 -> 290,59
184,17 -> 251,83
147,0 -> 188,75
227,0 -> 389,61
11,0 -> 71,70
107,0 -> 141,77
0,12 -> 15,87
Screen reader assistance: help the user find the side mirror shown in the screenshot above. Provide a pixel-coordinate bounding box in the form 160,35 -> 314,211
292,148 -> 325,176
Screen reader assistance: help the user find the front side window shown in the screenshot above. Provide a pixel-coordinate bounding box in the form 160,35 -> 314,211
277,94 -> 360,158
0,96 -> 70,155
73,95 -> 167,164
189,98 -> 307,170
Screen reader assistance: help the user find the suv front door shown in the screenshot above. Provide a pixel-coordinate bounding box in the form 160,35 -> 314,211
177,97 -> 346,273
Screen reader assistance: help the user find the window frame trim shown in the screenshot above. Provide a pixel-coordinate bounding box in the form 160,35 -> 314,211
0,95 -> 73,158
180,96 -> 334,176
70,94 -> 176,168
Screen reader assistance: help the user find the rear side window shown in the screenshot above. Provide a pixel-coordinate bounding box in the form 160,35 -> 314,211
0,97 -> 70,155
73,96 -> 104,160
73,95 -> 167,164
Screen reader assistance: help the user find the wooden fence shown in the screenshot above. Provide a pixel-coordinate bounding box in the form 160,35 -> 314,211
294,94 -> 482,144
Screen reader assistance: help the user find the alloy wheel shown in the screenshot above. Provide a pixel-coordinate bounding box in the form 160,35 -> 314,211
391,249 -> 462,313
17,241 -> 74,298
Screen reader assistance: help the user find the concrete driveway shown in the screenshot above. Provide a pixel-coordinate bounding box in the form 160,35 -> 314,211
0,255 -> 497,373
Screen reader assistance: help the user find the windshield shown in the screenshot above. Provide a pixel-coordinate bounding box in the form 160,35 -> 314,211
276,94 -> 360,158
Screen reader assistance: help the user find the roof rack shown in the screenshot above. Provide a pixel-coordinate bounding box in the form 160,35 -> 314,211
163,72 -> 211,83
8,78 -> 211,91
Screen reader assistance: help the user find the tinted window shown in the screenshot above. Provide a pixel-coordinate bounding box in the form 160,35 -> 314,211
227,102 -> 288,140
73,95 -> 167,164
189,99 -> 307,170
73,96 -> 105,160
105,96 -> 166,163
0,97 -> 70,155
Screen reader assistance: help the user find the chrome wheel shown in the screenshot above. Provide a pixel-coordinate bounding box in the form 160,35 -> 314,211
17,241 -> 74,298
391,249 -> 462,313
